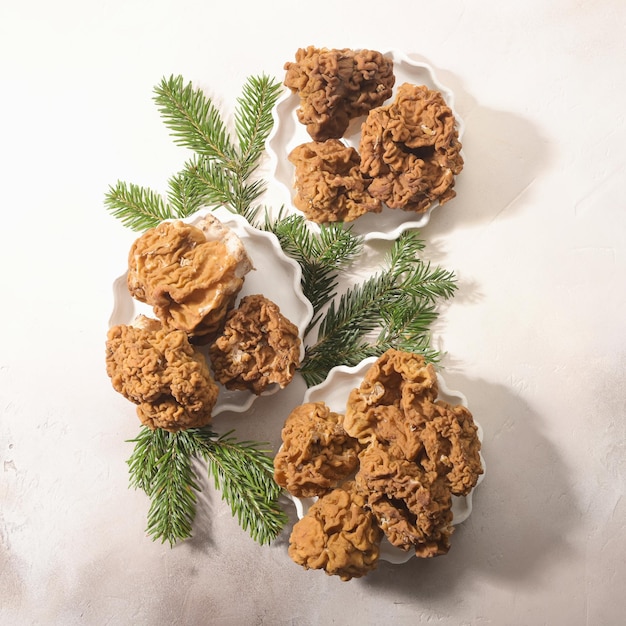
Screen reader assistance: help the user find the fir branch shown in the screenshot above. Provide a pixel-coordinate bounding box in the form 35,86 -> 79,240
106,74 -> 278,228
227,174 -> 267,221
377,298 -> 439,343
180,155 -> 237,208
126,426 -> 287,547
127,428 -> 201,546
386,232 -> 457,302
300,340 -> 380,388
398,261 -> 458,302
177,156 -> 266,222
127,425 -> 170,493
298,230 -> 458,387
166,169 -> 210,219
261,213 -> 363,325
235,75 -> 283,178
144,434 -> 200,546
314,272 -> 392,345
300,271 -> 397,386
199,430 -> 287,545
104,181 -> 173,231
375,296 -> 442,361
153,75 -> 238,167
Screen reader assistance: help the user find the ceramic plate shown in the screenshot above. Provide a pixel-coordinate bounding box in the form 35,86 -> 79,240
108,206 -> 314,416
266,49 -> 464,242
286,356 -> 485,564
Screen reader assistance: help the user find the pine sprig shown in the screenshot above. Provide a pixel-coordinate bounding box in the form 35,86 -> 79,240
104,181 -> 173,231
300,271 -> 396,386
166,169 -> 211,219
127,425 -> 170,493
297,230 -> 458,387
201,431 -> 287,545
144,432 -> 200,546
106,74 -> 282,228
261,213 -> 363,326
127,427 -> 200,546
104,174 -> 210,232
234,75 -> 283,178
126,426 -> 287,547
180,155 -> 237,208
375,297 -> 443,361
154,75 -> 238,167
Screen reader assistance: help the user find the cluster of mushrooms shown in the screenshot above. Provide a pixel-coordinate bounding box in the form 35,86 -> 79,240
105,214 -> 301,432
284,46 -> 464,223
274,349 -> 483,580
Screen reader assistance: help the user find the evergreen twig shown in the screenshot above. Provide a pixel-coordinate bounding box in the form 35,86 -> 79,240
104,181 -> 173,231
166,169 -> 211,219
127,427 -> 287,547
105,74 -> 281,228
234,75 -> 283,178
261,213 -> 363,328
295,230 -> 458,386
201,431 -> 287,545
153,74 -> 238,167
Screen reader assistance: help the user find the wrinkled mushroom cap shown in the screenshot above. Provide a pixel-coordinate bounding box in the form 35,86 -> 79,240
288,139 -> 381,223
105,315 -> 219,432
359,83 -> 464,213
127,215 -> 253,341
288,481 -> 382,580
284,46 -> 395,141
356,441 -> 454,557
274,401 -> 361,498
209,294 -> 301,395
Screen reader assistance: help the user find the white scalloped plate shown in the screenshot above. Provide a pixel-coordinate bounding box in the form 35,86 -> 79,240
266,49 -> 465,242
286,356 -> 485,565
108,206 -> 314,416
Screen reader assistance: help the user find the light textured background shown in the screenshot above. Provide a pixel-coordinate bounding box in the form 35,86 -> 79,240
1,1 -> 625,624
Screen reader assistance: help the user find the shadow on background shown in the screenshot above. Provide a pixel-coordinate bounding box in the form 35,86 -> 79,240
359,374 -> 579,598
404,53 -> 552,236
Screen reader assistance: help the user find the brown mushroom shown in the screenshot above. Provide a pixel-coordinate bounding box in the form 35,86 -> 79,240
209,294 -> 301,395
418,400 -> 483,496
343,349 -> 439,459
127,215 -> 253,342
288,481 -> 382,580
105,316 -> 219,432
356,441 -> 453,557
359,83 -> 464,213
284,46 -> 395,141
288,139 -> 381,223
274,402 -> 361,498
